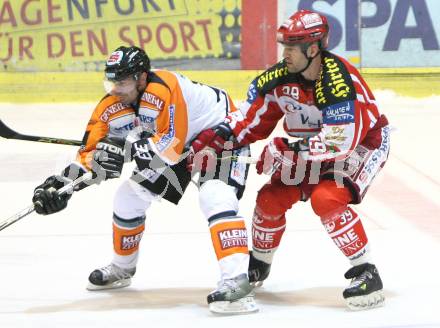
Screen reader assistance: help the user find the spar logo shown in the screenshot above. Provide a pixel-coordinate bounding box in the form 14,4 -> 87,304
218,228 -> 248,249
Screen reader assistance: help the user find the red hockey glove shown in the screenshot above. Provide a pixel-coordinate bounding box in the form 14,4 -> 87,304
191,122 -> 234,154
256,137 -> 299,177
187,122 -> 234,173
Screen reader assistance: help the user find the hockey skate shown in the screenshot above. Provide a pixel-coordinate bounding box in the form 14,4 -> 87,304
248,251 -> 271,287
207,273 -> 258,314
87,264 -> 136,291
343,263 -> 385,310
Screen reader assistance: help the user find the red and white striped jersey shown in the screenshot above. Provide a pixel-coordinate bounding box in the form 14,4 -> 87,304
230,51 -> 388,162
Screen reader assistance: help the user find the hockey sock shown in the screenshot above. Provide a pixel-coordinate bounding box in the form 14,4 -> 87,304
252,209 -> 286,264
322,207 -> 371,266
209,216 -> 249,280
112,214 -> 146,269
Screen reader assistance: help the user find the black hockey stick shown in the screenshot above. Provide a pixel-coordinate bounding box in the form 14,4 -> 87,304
0,119 -> 82,146
0,119 -> 259,164
0,172 -> 93,232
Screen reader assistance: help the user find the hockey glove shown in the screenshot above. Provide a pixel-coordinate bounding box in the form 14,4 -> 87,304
187,122 -> 234,172
92,136 -> 126,181
256,137 -> 299,177
33,175 -> 73,215
191,122 -> 234,154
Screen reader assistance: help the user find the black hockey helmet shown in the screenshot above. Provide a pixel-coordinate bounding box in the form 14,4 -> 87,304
105,46 -> 151,81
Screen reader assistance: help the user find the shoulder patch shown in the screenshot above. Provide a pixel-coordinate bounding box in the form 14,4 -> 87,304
314,54 -> 356,109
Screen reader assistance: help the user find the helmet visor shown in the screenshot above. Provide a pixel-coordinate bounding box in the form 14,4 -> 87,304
103,76 -> 137,94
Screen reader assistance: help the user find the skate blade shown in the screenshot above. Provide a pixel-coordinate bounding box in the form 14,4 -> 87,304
86,278 -> 132,291
346,290 -> 385,310
250,281 -> 264,288
209,296 -> 259,315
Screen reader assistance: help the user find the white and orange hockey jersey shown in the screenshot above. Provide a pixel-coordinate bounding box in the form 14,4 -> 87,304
77,70 -> 237,168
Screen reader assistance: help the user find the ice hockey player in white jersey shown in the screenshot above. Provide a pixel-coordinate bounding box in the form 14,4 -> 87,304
31,46 -> 257,314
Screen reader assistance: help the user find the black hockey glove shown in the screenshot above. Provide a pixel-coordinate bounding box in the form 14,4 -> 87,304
91,136 -> 126,181
32,175 -> 73,215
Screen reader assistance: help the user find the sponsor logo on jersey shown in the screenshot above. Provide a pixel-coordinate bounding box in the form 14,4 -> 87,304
325,126 -> 347,144
256,66 -> 289,88
363,149 -> 381,174
100,102 -> 128,122
139,106 -> 159,123
315,55 -> 354,107
323,101 -> 355,124
156,105 -> 175,152
379,126 -> 390,154
114,121 -> 135,132
121,232 -> 143,250
323,57 -> 351,98
141,92 -> 165,111
315,69 -> 326,104
246,81 -> 258,103
218,228 -> 248,249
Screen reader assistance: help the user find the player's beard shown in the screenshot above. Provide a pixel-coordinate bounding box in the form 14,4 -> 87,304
118,81 -> 142,105
285,57 -> 309,74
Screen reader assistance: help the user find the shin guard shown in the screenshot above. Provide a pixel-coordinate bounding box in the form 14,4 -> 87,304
209,216 -> 249,280
252,209 -> 286,264
112,214 -> 146,268
322,207 -> 370,265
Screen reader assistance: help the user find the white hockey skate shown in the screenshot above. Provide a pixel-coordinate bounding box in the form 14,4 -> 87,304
207,274 -> 258,314
87,263 -> 136,291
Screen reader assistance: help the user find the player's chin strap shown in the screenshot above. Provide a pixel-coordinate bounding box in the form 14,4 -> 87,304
296,43 -> 321,74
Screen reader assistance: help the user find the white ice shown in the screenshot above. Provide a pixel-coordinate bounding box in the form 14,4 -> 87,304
1,91 -> 440,328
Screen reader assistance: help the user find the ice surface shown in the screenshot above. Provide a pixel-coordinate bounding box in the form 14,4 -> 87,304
1,92 -> 440,327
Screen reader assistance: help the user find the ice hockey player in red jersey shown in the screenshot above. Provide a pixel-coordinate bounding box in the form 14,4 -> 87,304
190,10 -> 389,310
31,46 -> 258,314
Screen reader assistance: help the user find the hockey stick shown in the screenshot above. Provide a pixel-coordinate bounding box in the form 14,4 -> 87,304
0,172 -> 93,232
221,155 -> 258,164
0,119 -> 260,163
0,119 -> 82,146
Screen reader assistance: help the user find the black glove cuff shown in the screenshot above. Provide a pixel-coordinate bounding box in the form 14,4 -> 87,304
215,122 -> 233,141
